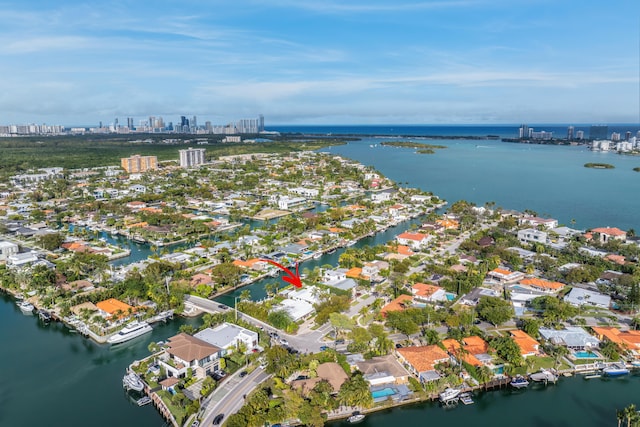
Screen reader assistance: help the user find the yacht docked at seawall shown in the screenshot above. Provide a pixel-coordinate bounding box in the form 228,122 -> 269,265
18,300 -> 34,313
122,372 -> 145,392
603,363 -> 629,377
439,387 -> 461,402
107,320 -> 152,344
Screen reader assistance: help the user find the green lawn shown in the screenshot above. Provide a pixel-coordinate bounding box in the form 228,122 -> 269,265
157,390 -> 187,424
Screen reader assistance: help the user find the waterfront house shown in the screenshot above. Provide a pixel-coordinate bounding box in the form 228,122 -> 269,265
396,232 -> 432,250
459,287 -> 500,306
509,330 -> 540,358
291,362 -> 348,395
356,354 -> 411,386
585,227 -> 627,244
411,283 -> 447,303
395,345 -> 450,383
519,216 -> 558,229
96,298 -> 135,319
7,252 -> 40,268
160,333 -> 221,379
442,336 -> 493,368
194,322 -> 259,354
371,189 -> 393,203
538,327 -> 600,351
272,298 -> 315,321
591,327 -> 640,354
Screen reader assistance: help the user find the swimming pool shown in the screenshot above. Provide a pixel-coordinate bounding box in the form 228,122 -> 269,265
446,293 -> 456,301
574,351 -> 598,359
371,387 -> 396,399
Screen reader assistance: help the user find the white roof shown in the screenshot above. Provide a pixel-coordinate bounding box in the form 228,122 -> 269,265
539,327 -> 600,348
274,299 -> 314,321
194,323 -> 258,349
564,287 -> 611,308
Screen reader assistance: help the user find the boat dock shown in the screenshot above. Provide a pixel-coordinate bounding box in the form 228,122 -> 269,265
148,309 -> 174,324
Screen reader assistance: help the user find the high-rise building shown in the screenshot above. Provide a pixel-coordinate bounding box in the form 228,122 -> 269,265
258,114 -> 264,132
127,117 -> 134,129
121,155 -> 158,173
576,130 -> 585,140
589,125 -> 608,140
191,116 -> 197,130
179,148 -> 206,168
625,131 -> 632,141
567,126 -> 574,140
611,132 -> 621,142
518,124 -> 531,139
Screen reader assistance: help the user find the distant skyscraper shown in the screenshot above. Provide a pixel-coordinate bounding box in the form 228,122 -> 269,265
191,116 -> 197,130
567,126 -> 574,140
179,147 -> 206,168
127,117 -> 134,129
611,132 -> 621,142
258,114 -> 265,132
576,130 -> 585,140
99,121 -> 103,128
114,118 -> 119,128
625,131 -> 632,141
518,124 -> 530,139
589,125 -> 608,140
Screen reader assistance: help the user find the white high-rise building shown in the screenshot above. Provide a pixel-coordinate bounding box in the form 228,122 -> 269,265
179,148 -> 206,168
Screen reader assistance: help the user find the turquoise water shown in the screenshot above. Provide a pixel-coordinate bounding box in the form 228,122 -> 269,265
574,351 -> 599,359
321,137 -> 640,230
372,388 -> 396,398
445,293 -> 456,301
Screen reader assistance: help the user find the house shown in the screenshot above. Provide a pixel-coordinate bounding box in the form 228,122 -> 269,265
487,268 -> 525,284
194,322 -> 259,354
356,355 -> 411,385
585,227 -> 627,244
291,362 -> 348,395
126,201 -> 147,210
538,327 -> 600,350
396,345 -> 450,383
518,228 -> 548,244
442,336 -> 492,367
272,298 -> 315,321
477,236 -> 495,248
0,241 -> 19,261
518,278 -> 565,294
519,216 -> 558,229
396,232 -> 432,250
159,333 -> 221,379
563,287 -> 611,309
380,294 -> 414,317
96,298 -> 135,318
411,283 -> 447,303
7,252 -> 40,268
371,189 -> 393,203
509,330 -> 540,358
460,287 -> 500,306
190,273 -> 213,287
591,327 -> 640,353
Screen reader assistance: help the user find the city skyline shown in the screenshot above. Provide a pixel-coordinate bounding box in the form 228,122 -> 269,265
1,0 -> 639,125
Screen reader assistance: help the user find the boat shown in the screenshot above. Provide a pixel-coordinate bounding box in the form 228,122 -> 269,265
603,364 -> 629,377
510,375 -> 529,389
313,252 -> 322,259
136,396 -> 152,406
38,310 -> 52,323
584,374 -> 602,379
459,392 -> 474,405
132,235 -> 147,244
107,320 -> 153,344
439,387 -> 461,402
346,240 -> 357,247
346,414 -> 365,423
18,301 -> 34,313
631,360 -> 640,368
529,368 -> 558,383
327,248 -> 337,254
123,372 -> 144,392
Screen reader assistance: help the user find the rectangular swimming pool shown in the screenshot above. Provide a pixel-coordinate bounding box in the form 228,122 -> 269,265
371,387 -> 396,399
574,351 -> 598,359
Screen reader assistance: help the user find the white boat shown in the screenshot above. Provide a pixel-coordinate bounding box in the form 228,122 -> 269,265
510,375 -> 529,389
439,387 -> 461,402
347,414 -> 365,423
123,373 -> 144,392
18,301 -> 34,313
459,392 -> 474,405
107,321 -> 152,344
136,396 -> 152,406
603,364 -> 629,377
313,252 -> 323,259
529,368 -> 558,383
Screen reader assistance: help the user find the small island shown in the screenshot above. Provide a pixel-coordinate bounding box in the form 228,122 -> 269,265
633,167 -> 640,172
380,140 -> 447,154
584,162 -> 615,169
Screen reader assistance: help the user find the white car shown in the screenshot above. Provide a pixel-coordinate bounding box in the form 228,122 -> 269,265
280,339 -> 289,345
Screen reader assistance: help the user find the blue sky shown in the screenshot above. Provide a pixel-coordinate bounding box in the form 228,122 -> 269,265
1,0 -> 639,125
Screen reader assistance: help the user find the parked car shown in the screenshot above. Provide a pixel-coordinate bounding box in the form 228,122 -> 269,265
213,414 -> 224,425
239,371 -> 248,378
335,339 -> 345,345
320,345 -> 329,351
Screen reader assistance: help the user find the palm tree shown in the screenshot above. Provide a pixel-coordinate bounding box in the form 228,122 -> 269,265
624,404 -> 638,427
617,408 -> 625,427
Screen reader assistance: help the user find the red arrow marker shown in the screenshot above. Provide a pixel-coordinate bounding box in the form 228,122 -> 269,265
262,259 -> 303,288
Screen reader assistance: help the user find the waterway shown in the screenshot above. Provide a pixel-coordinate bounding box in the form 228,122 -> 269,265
0,292 -> 201,427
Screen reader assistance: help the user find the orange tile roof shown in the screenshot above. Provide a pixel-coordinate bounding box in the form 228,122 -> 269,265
127,221 -> 148,229
233,259 -> 253,268
346,267 -> 363,279
380,295 -> 413,317
396,345 -> 450,372
510,330 -> 539,356
605,254 -> 626,265
395,245 -> 414,256
463,336 -> 490,355
592,327 -> 640,349
328,227 -> 344,233
190,273 -> 213,286
397,232 -> 428,241
140,207 -> 163,213
412,282 -> 443,297
591,227 -> 626,236
491,268 -> 513,276
436,219 -> 460,229
520,277 -> 565,291
96,298 -> 134,315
